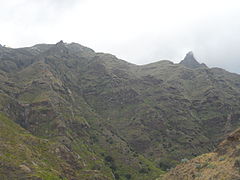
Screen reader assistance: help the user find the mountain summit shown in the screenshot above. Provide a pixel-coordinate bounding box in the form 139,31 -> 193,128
1,42 -> 240,179
180,51 -> 207,69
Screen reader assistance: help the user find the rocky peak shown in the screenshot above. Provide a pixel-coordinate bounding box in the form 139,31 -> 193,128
0,44 -> 6,49
56,40 -> 65,46
65,42 -> 95,58
55,40 -> 67,50
44,40 -> 69,57
0,44 -> 3,52
180,51 -> 207,69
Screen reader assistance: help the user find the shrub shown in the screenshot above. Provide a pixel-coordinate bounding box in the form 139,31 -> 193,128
158,160 -> 172,171
104,155 -> 114,163
90,135 -> 98,143
219,157 -> 225,161
104,155 -> 117,171
206,163 -> 216,169
181,158 -> 189,163
125,174 -> 132,179
91,164 -> 101,170
114,173 -> 120,180
195,163 -> 201,170
110,163 -> 117,171
139,168 -> 149,174
234,158 -> 240,167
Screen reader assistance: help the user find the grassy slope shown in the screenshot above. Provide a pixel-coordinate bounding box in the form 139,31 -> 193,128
0,112 -> 76,179
79,57 -> 240,168
162,128 -> 240,180
0,44 -> 164,179
1,104 -> 160,180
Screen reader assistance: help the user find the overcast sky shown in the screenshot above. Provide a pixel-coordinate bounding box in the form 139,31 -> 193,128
0,0 -> 240,73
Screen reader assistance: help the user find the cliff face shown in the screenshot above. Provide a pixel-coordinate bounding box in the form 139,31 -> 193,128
1,41 -> 240,179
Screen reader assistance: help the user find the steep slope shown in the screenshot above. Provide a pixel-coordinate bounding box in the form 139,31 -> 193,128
80,54 -> 240,168
0,111 -> 110,180
162,128 -> 240,180
0,42 -> 163,179
1,41 -> 240,179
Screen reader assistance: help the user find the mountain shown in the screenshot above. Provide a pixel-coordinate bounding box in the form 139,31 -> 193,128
0,42 -> 163,179
0,41 -> 240,179
162,128 -> 240,180
180,51 -> 207,69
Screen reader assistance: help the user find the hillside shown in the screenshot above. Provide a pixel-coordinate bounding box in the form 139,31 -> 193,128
162,128 -> 240,180
0,41 -> 240,179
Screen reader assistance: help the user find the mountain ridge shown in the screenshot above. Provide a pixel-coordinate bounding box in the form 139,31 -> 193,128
2,41 -> 238,74
1,41 -> 240,179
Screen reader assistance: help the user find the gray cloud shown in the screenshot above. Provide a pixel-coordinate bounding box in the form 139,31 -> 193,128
0,0 -> 240,73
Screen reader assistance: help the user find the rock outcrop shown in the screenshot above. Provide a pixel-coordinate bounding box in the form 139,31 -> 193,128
180,51 -> 207,69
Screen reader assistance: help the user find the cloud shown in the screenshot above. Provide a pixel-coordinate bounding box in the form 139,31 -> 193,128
0,0 -> 240,73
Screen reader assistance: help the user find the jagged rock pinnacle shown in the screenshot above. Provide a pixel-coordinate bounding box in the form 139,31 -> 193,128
180,51 -> 207,69
56,40 -> 65,46
58,40 -> 64,44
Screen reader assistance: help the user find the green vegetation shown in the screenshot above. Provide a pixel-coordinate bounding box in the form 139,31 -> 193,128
1,42 -> 240,179
163,128 -> 240,179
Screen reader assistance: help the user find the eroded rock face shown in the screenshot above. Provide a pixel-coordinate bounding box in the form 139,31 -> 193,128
180,51 -> 207,69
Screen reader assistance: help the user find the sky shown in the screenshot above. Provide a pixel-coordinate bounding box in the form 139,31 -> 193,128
0,0 -> 240,73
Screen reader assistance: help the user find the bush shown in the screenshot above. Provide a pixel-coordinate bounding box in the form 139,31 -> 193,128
206,163 -> 216,169
91,164 -> 101,170
104,155 -> 114,163
158,157 -> 178,171
104,155 -> 117,171
110,163 -> 117,171
90,135 -> 98,143
139,168 -> 149,174
125,174 -> 132,179
114,173 -> 120,180
195,163 -> 201,169
234,158 -> 240,167
219,157 -> 225,161
158,160 -> 172,171
181,158 -> 189,163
